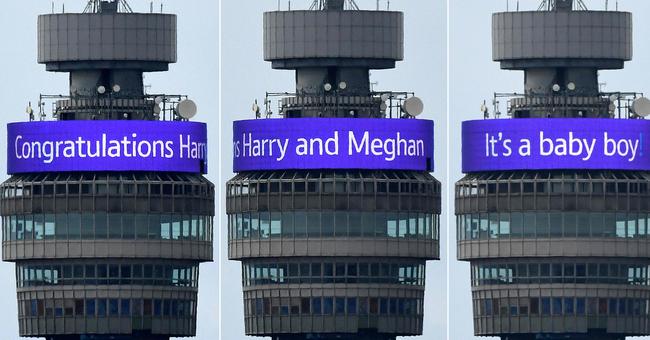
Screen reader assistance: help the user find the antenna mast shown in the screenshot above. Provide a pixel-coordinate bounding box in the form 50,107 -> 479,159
309,0 -> 360,10
537,0 -> 588,11
84,0 -> 134,13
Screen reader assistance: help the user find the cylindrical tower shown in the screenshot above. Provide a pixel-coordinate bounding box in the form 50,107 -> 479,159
457,1 -> 649,340
227,1 -> 440,339
1,1 -> 214,339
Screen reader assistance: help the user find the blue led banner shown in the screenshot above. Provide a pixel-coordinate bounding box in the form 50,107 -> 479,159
233,118 -> 434,172
7,121 -> 208,174
463,118 -> 650,172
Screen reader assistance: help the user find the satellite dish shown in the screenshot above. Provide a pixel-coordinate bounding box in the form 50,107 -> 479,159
97,85 -> 106,94
402,97 -> 424,117
552,84 -> 561,92
112,84 -> 121,93
324,83 -> 333,92
154,96 -> 164,105
609,94 -> 619,102
380,94 -> 390,102
632,97 -> 650,117
177,99 -> 198,119
339,81 -> 347,90
567,82 -> 576,91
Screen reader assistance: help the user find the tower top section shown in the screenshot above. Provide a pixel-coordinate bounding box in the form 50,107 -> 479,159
38,0 -> 177,72
492,2 -> 632,70
263,1 -> 403,70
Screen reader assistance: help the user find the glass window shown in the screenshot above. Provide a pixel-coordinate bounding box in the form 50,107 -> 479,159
294,212 -> 306,237
387,213 -> 398,238
142,214 -> 155,240
281,212 -> 294,238
95,213 -> 108,239
499,213 -> 510,237
86,299 -> 96,316
44,214 -> 55,240
68,214 -> 81,240
270,212 -> 282,238
335,212 -> 348,237
108,214 -> 122,239
160,215 -> 171,240
349,212 -> 362,237
549,213 -> 562,238
55,214 -> 67,240
306,212 -> 320,237
172,216 -> 182,240
347,298 -> 357,315
321,212 -> 334,237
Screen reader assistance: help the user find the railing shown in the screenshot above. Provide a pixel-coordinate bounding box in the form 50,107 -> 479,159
483,91 -> 645,120
256,91 -> 417,119
31,94 -> 190,122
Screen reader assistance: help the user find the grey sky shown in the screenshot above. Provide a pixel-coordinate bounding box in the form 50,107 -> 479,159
220,1 -> 446,339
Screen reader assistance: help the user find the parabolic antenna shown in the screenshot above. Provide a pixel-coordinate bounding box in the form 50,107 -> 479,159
402,96 -> 424,117
632,97 -> 650,117
177,99 -> 197,119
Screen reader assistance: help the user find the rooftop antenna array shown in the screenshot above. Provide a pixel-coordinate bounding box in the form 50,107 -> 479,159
537,0 -> 588,11
309,0 -> 360,10
83,0 -> 133,13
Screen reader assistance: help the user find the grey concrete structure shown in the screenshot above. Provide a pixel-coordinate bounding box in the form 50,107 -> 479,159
227,1 -> 440,340
0,2 -> 214,339
456,1 -> 649,340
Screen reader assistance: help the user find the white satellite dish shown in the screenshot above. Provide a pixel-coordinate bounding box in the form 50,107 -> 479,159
567,82 -> 576,91
154,96 -> 164,105
97,85 -> 106,94
609,94 -> 619,102
381,93 -> 390,102
552,84 -> 561,92
177,99 -> 198,119
402,97 -> 424,117
324,83 -> 333,92
632,97 -> 650,117
339,81 -> 347,90
112,84 -> 121,93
